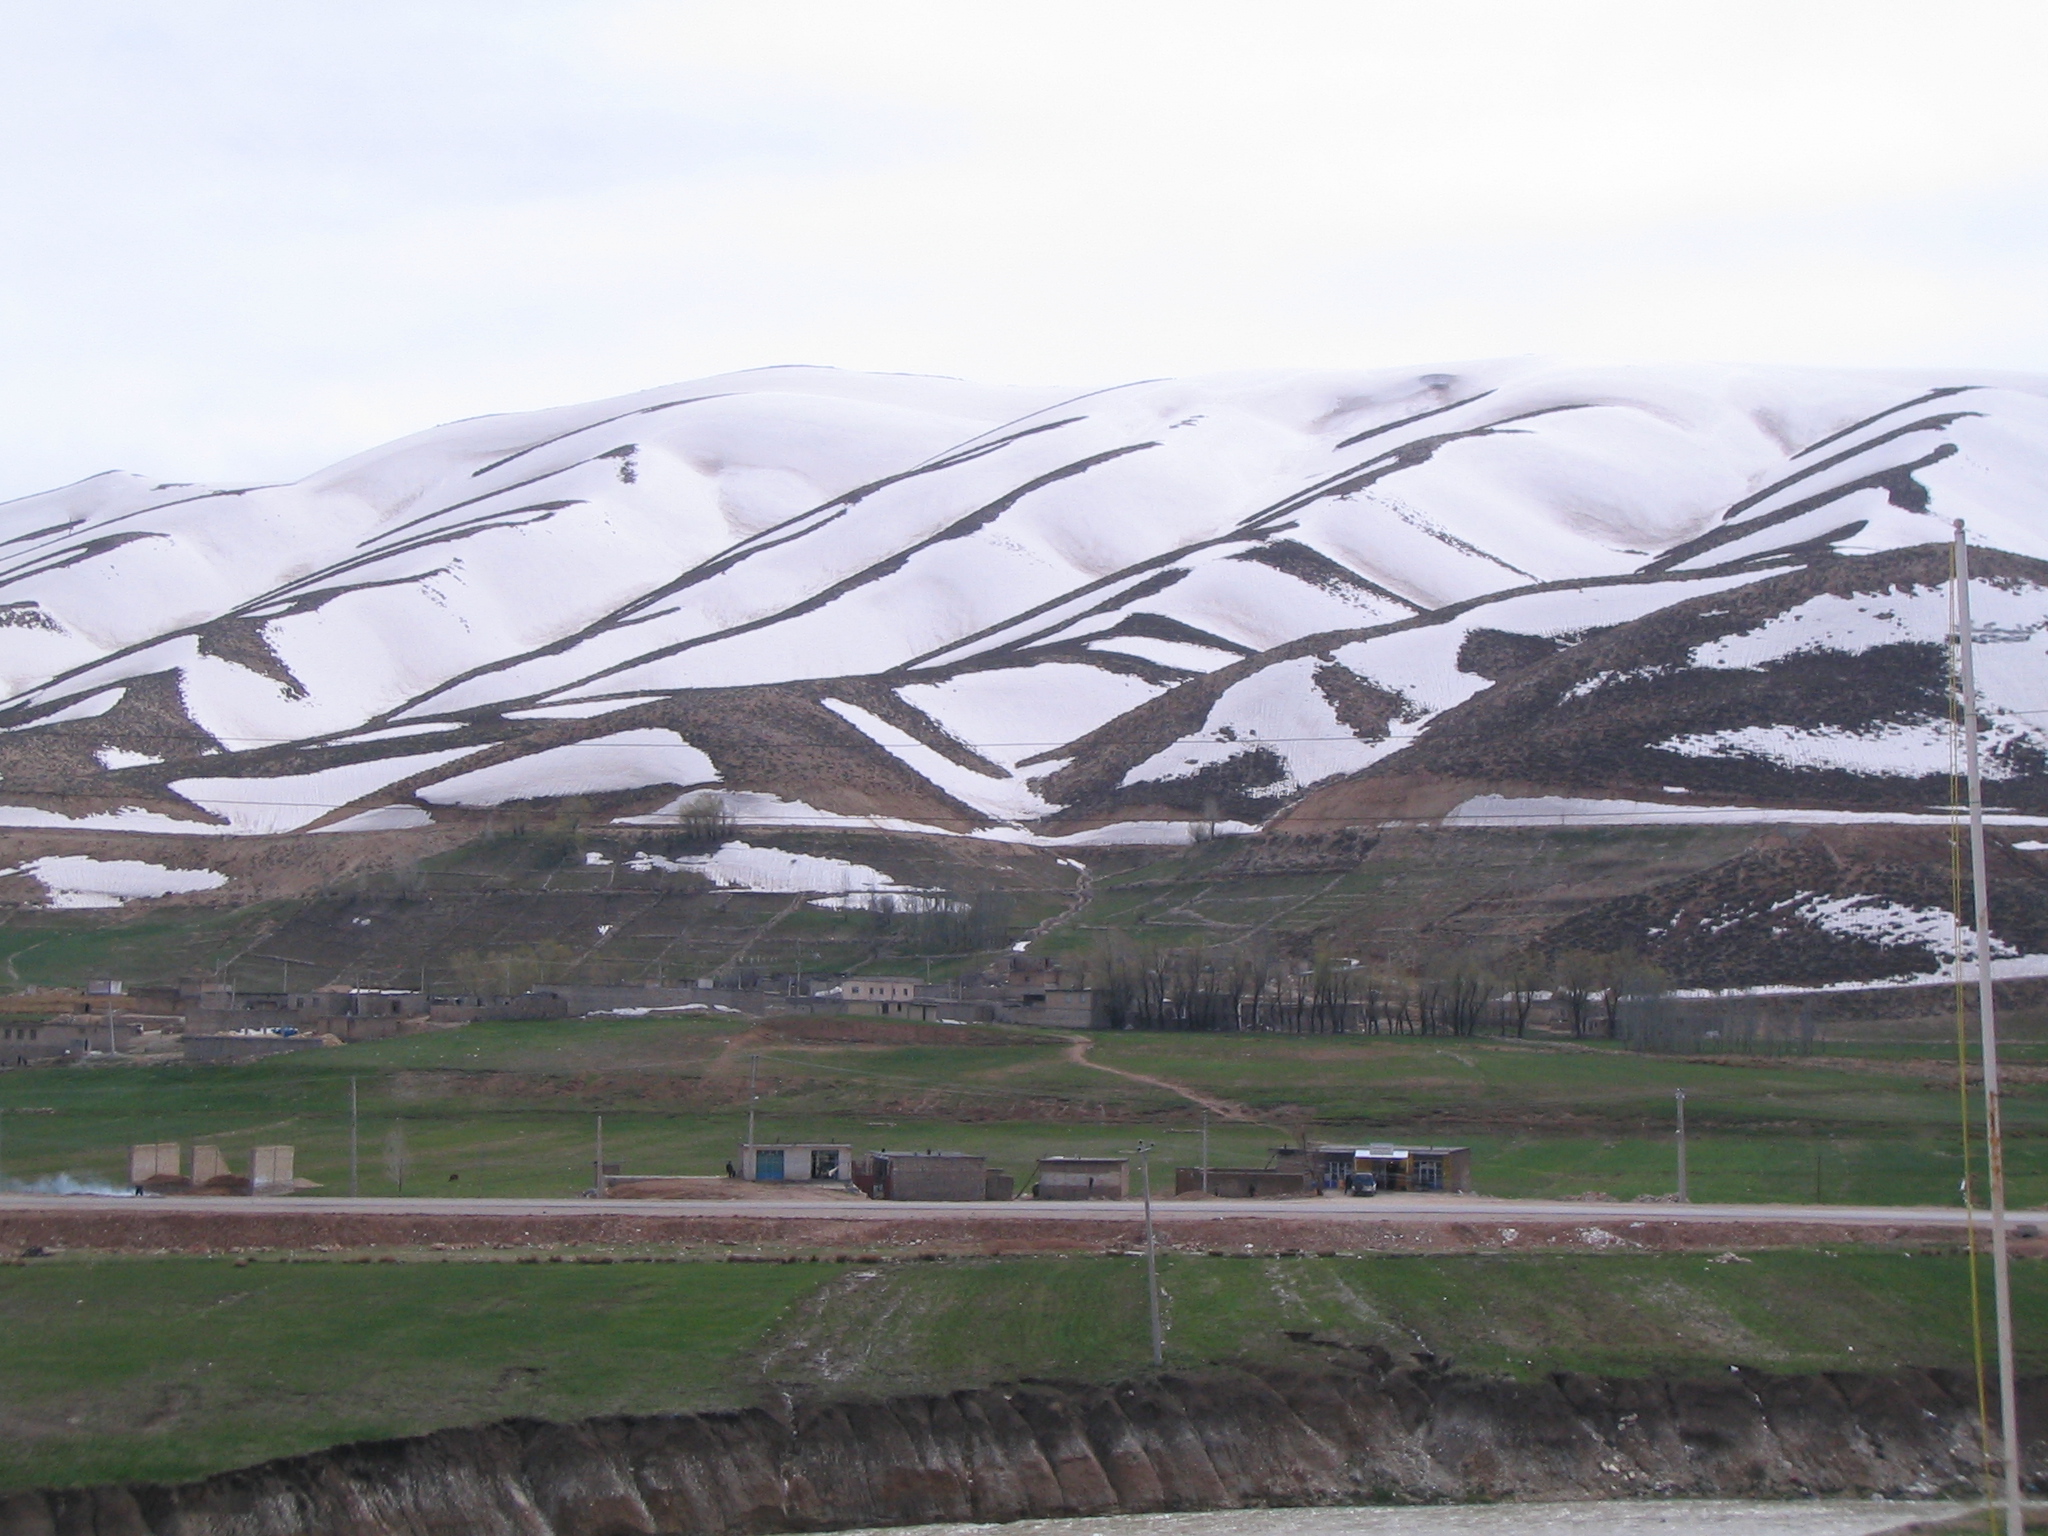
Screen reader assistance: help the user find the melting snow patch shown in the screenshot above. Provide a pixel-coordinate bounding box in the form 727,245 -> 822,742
629,839 -> 934,899
172,748 -> 485,835
95,747 -> 162,770
1654,720 -> 2030,779
1,689 -> 124,730
310,805 -> 435,833
617,789 -> 960,838
1792,892 -> 2008,959
1,855 -> 227,908
419,730 -> 717,806
1444,795 -> 2048,829
503,696 -> 669,720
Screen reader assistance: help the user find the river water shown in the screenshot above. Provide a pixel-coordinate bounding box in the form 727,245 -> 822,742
833,1502 -> 1960,1536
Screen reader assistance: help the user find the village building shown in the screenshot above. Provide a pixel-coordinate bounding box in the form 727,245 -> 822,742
854,1151 -> 1007,1201
1032,1155 -> 1129,1200
841,977 -> 937,1019
734,1142 -> 854,1183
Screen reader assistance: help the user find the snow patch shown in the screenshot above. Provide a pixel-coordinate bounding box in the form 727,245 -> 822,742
1444,794 -> 2048,828
95,747 -> 162,770
419,730 -> 717,807
170,748 -> 484,835
1,855 -> 227,908
311,805 -> 436,833
631,839 -> 931,898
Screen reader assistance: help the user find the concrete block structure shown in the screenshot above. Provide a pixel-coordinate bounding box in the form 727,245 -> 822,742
1032,1156 -> 1129,1200
737,1142 -> 853,1183
252,1145 -> 296,1192
857,1151 -> 990,1201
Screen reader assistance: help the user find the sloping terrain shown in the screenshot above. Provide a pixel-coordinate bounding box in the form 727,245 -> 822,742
5,361 -> 2048,986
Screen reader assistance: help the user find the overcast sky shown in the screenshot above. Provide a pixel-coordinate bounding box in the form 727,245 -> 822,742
3,0 -> 2045,501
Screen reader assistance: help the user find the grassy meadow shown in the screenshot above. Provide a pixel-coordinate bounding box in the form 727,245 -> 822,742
2,1009 -> 2045,1205
1,1246 -> 2042,1493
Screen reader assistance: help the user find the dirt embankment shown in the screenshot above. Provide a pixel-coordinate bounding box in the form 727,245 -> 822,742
3,1352 -> 2036,1535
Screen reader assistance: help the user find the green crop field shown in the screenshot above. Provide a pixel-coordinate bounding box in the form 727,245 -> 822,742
4,1010 -> 2047,1204
2,1247 -> 2041,1494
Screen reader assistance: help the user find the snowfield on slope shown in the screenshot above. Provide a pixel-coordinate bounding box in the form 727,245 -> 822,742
4,361 -> 2048,840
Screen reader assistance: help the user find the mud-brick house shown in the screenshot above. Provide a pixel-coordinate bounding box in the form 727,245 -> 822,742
1032,1156 -> 1129,1200
854,1151 -> 1007,1201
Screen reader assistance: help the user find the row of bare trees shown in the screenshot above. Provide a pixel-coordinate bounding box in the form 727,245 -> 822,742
1082,942 -> 1676,1039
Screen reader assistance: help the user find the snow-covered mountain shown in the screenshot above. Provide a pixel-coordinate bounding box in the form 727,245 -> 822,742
5,359 -> 2048,846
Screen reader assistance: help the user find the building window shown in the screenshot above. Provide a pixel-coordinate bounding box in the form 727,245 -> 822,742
810,1149 -> 840,1179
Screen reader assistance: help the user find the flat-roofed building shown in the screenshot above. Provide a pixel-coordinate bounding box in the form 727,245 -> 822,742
1033,1155 -> 1128,1200
857,1150 -> 991,1201
737,1142 -> 854,1183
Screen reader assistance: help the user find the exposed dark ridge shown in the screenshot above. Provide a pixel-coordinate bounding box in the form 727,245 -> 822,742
1331,387 -> 1495,448
819,681 -> 1010,779
195,618 -> 307,699
252,504 -> 576,611
236,571 -> 458,625
370,419 -> 1104,727
1647,446 -> 1954,572
0,601 -> 62,632
1069,610 -> 1256,658
360,437 -> 599,543
0,530 -> 170,596
0,484 -> 265,551
420,443 -> 1162,709
1719,412 -> 1979,523
1789,384 -> 1981,460
1235,403 -> 1594,536
1228,539 -> 1424,611
468,394 -> 726,478
1,519 -> 81,548
0,508 -> 568,718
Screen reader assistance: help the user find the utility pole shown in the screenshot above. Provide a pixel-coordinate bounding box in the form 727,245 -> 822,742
1137,1140 -> 1162,1366
1200,1110 -> 1210,1195
594,1114 -> 605,1197
1674,1088 -> 1687,1203
1955,521 -> 2024,1536
746,1053 -> 760,1149
348,1077 -> 359,1198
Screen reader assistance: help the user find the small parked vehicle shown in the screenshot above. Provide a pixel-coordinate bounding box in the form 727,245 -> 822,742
1344,1171 -> 1378,1197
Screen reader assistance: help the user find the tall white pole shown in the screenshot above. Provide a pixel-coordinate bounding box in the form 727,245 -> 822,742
348,1076 -> 359,1199
1955,520 -> 2024,1535
1674,1088 -> 1688,1203
1200,1110 -> 1210,1195
746,1053 -> 759,1149
1138,1140 -> 1162,1366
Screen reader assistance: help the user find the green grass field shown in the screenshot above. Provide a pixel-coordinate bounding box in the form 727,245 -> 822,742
2,1247 -> 2040,1494
3,1012 -> 2044,1206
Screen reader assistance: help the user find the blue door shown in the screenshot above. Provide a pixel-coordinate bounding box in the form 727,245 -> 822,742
755,1149 -> 784,1181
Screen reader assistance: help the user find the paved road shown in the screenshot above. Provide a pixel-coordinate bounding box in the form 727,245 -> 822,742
2,1192 -> 2039,1228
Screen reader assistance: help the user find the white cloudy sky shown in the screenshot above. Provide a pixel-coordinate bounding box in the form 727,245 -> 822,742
2,0 -> 2045,501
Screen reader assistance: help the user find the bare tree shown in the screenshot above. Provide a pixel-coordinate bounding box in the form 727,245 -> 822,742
383,1121 -> 410,1193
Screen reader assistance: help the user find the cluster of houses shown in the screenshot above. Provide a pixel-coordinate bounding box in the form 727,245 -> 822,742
0,956 -> 1113,1073
0,980 -> 456,1068
600,1139 -> 1472,1201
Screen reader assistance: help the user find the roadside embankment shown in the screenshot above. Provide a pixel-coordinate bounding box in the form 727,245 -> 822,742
0,1195 -> 2014,1258
1,1353 -> 2037,1536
